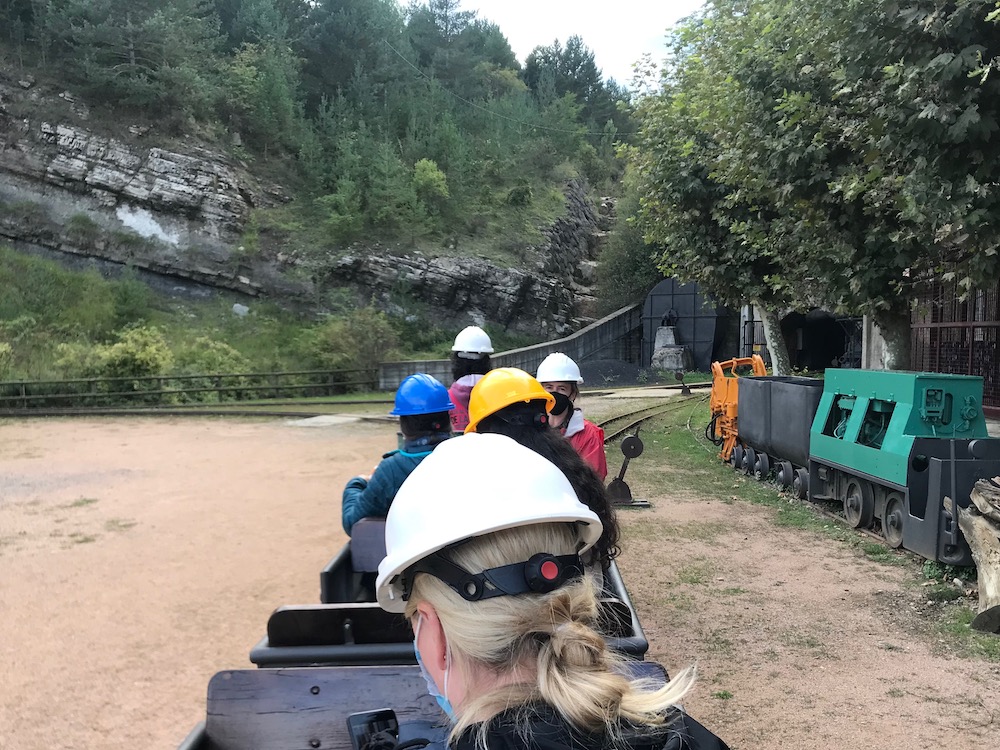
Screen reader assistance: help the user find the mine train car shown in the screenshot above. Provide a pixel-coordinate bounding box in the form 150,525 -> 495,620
717,368 -> 1000,565
179,519 -> 652,749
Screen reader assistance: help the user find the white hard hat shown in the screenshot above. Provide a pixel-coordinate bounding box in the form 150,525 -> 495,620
536,353 -> 583,384
451,325 -> 494,355
375,433 -> 602,612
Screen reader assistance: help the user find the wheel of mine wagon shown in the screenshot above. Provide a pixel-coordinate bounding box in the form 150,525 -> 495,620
843,477 -> 875,529
753,452 -> 771,481
730,445 -> 744,470
742,447 -> 757,476
777,460 -> 794,489
883,492 -> 906,549
793,468 -> 809,500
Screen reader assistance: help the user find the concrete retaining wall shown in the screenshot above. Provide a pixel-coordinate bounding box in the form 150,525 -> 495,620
378,304 -> 641,391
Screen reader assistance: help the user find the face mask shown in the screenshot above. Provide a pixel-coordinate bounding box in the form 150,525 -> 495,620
414,614 -> 455,720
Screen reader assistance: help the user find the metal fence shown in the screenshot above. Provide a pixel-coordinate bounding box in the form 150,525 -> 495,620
2,305 -> 645,410
0,368 -> 377,410
911,322 -> 999,414
911,280 -> 1000,416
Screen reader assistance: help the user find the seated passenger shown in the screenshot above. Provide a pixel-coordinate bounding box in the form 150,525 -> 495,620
464,367 -> 619,569
341,373 -> 453,534
537,352 -> 608,480
375,433 -> 730,750
448,325 -> 494,433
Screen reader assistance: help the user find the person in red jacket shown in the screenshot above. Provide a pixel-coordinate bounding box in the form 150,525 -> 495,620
536,353 -> 608,480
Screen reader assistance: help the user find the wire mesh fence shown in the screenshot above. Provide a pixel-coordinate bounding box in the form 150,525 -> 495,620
0,368 -> 378,410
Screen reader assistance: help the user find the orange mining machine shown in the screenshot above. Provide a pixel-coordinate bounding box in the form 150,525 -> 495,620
707,355 -> 766,462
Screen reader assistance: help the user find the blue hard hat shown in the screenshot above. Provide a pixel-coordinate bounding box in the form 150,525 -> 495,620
391,373 -> 455,416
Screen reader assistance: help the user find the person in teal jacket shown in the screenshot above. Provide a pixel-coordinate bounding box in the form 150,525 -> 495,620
341,373 -> 454,534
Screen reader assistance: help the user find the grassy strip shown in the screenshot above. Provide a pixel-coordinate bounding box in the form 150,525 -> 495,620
627,397 -> 1000,661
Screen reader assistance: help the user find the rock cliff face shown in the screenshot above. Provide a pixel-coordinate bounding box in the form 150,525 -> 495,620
0,71 -> 607,334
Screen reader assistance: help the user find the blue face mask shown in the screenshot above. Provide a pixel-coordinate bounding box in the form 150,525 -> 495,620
414,614 -> 455,720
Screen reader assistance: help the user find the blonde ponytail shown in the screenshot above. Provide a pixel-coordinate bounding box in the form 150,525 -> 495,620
405,523 -> 694,747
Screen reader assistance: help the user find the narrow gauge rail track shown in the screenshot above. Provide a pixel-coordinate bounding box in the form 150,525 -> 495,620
3,384 -> 713,425
600,394 -> 708,444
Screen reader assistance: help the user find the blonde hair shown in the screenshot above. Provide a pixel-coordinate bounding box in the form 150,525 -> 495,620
404,523 -> 694,746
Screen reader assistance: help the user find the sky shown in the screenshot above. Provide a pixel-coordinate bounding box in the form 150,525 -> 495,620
462,0 -> 707,85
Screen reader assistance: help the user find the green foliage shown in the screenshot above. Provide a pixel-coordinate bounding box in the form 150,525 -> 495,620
315,181 -> 364,243
0,199 -> 47,224
222,40 -> 305,152
0,341 -> 12,379
65,213 -> 101,244
0,246 -> 115,338
3,0 -> 631,263
523,35 -> 630,131
631,0 -> 1000,368
174,335 -> 249,374
596,170 -> 662,313
112,269 -> 153,328
506,184 -> 532,207
297,306 -> 399,384
173,336 -> 252,401
55,325 -> 174,380
412,158 -> 449,215
922,560 -> 977,583
42,0 -> 223,119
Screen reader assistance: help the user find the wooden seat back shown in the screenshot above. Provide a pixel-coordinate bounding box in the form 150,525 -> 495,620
203,666 -> 440,750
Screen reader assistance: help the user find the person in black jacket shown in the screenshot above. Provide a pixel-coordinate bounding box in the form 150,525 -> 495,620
375,434 -> 730,750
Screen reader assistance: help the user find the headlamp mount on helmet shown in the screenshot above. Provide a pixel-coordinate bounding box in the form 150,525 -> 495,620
401,550 -> 583,603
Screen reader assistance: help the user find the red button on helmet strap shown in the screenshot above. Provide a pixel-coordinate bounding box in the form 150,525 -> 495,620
540,560 -> 559,580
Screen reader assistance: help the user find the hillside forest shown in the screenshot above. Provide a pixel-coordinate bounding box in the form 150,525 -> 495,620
3,1 -> 1000,392
0,0 -> 643,387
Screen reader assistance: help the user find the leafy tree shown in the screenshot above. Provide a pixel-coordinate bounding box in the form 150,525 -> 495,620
315,178 -> 364,243
216,0 -> 308,47
632,0 -> 1000,370
366,141 -> 422,236
460,18 -> 517,71
43,0 -> 223,118
55,325 -> 174,399
222,40 -> 304,153
523,35 -> 628,131
412,158 -> 449,216
596,169 -> 662,314
298,307 -> 399,387
298,0 -> 408,114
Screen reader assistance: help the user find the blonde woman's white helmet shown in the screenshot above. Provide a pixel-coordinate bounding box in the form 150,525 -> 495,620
536,352 -> 583,384
451,325 -> 494,356
375,432 -> 602,612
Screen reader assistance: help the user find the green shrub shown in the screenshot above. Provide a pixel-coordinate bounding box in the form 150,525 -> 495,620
298,307 -> 399,389
112,271 -> 153,328
0,342 -> 12,379
66,213 -> 101,244
173,336 -> 252,402
506,184 -> 533,206
55,326 -> 174,404
413,159 -> 450,215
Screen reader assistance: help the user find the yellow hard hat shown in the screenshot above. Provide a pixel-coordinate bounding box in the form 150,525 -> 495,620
465,367 -> 556,433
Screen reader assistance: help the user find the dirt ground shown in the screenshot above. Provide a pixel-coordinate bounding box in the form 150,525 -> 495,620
2,412 -> 999,749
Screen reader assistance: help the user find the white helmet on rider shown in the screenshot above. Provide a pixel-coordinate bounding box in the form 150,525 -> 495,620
536,352 -> 584,384
451,326 -> 494,358
375,433 -> 602,612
